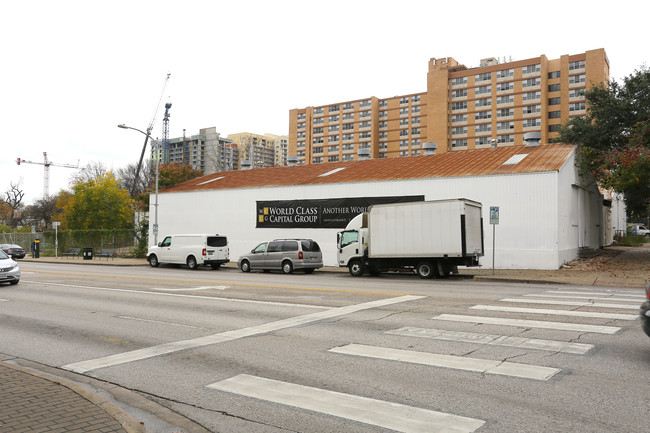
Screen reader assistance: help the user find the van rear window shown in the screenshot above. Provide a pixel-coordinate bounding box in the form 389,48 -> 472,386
301,240 -> 320,252
207,237 -> 227,247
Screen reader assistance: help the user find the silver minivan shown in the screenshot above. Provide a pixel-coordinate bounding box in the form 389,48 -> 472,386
238,239 -> 322,274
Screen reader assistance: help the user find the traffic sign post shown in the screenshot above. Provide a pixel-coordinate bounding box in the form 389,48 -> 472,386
53,222 -> 60,258
489,206 -> 499,275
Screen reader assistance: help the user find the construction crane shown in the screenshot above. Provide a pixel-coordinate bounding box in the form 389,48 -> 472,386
132,73 -> 171,197
16,152 -> 82,198
161,101 -> 171,163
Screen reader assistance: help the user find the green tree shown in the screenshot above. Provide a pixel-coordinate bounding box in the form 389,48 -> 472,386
63,172 -> 134,229
157,162 -> 203,189
555,67 -> 650,220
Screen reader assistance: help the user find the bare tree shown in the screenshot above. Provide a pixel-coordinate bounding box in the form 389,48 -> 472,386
23,194 -> 61,230
116,159 -> 152,199
69,161 -> 108,185
3,182 -> 25,227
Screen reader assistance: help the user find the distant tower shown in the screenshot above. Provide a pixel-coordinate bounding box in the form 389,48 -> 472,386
162,102 -> 172,163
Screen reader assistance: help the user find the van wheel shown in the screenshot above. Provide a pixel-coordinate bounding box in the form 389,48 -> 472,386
148,255 -> 159,267
282,260 -> 293,274
416,262 -> 434,279
348,260 -> 364,277
240,260 -> 250,272
187,256 -> 198,270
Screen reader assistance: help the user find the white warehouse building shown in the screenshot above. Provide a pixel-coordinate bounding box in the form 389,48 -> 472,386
151,143 -> 623,270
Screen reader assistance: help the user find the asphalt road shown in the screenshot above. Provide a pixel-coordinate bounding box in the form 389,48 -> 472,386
2,261 -> 648,433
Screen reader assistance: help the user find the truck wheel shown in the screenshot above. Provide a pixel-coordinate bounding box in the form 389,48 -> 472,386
240,260 -> 250,272
348,260 -> 364,277
187,256 -> 198,270
282,260 -> 293,274
416,262 -> 434,279
148,255 -> 159,267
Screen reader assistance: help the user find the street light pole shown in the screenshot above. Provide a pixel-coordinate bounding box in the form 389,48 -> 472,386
118,124 -> 160,245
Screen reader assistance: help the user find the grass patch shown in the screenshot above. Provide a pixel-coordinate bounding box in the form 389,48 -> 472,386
616,235 -> 649,246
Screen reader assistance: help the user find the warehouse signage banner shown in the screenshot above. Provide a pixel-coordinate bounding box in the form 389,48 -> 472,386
256,196 -> 424,228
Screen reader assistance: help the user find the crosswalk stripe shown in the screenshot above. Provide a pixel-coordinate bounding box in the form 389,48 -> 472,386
208,374 -> 485,433
500,298 -> 638,310
470,305 -> 638,321
524,294 -> 641,303
330,344 -> 561,381
544,290 -> 644,299
432,314 -> 621,334
386,327 -> 594,354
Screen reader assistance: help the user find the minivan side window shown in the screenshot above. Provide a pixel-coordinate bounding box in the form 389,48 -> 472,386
301,240 -> 320,252
281,241 -> 299,251
160,236 -> 172,247
253,243 -> 267,253
207,237 -> 228,247
267,241 -> 283,252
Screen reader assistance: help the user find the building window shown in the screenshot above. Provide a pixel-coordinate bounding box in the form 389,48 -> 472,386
475,98 -> 491,107
329,135 -> 339,142
399,150 -> 409,156
313,146 -> 323,153
411,128 -> 420,135
400,96 -> 409,104
548,111 -> 561,119
548,71 -> 561,79
343,133 -> 354,141
379,110 -> 387,118
400,107 -> 409,115
523,105 -> 541,114
297,113 -> 306,120
328,155 -> 339,162
497,108 -> 514,117
297,122 -> 305,129
452,113 -> 468,123
497,95 -> 514,104
379,142 -> 387,149
451,101 -> 468,110
379,100 -> 387,107
312,157 -> 322,163
342,123 -> 354,131
522,64 -> 541,74
360,121 -> 371,128
548,124 -> 561,132
475,124 -> 492,133
523,118 -> 541,127
379,153 -> 387,158
412,117 -> 420,124
569,74 -> 586,84
523,91 -> 541,101
297,151 -> 305,157
497,82 -> 514,91
297,141 -> 305,148
360,110 -> 371,118
475,72 -> 491,82
313,118 -> 324,125
343,102 -> 354,110
342,143 -> 354,150
400,118 -> 409,126
451,76 -> 467,86
328,125 -> 339,132
400,129 -> 409,136
569,88 -> 585,98
522,78 -> 541,87
412,95 -> 421,103
329,115 -> 339,122
548,84 -> 561,92
548,97 -> 561,105
412,106 -> 421,114
475,85 -> 491,95
475,110 -> 491,120
313,127 -> 323,134
360,131 -> 371,139
379,121 -> 387,128
451,139 -> 467,148
411,139 -> 421,147
453,89 -> 467,98
475,137 -> 491,146
329,104 -> 339,112
360,99 -> 371,108
496,68 -> 514,79
328,145 -> 339,153
569,102 -> 586,111
452,126 -> 467,135
497,134 -> 515,143
342,154 -> 354,161
497,121 -> 515,130
569,60 -> 585,70
379,131 -> 387,139
400,140 -> 409,147
314,107 -> 324,115
343,113 -> 354,121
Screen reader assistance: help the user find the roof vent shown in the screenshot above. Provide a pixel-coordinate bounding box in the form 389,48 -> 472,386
524,132 -> 542,147
423,142 -> 437,155
358,148 -> 371,161
490,138 -> 498,150
241,160 -> 252,170
287,155 -> 298,166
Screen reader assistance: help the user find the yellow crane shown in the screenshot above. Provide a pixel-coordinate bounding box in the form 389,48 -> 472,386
16,152 -> 82,198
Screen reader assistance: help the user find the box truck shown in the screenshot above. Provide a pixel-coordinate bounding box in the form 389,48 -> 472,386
337,199 -> 484,278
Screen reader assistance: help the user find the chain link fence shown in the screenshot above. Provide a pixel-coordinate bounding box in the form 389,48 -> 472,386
1,229 -> 144,257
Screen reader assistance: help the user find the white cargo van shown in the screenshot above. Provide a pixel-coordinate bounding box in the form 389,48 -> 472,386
147,234 -> 229,270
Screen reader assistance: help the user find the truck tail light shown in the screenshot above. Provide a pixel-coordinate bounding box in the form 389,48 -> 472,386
202,248 -> 206,256
298,251 -> 303,259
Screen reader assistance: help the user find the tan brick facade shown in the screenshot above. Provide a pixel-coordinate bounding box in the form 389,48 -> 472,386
289,49 -> 609,164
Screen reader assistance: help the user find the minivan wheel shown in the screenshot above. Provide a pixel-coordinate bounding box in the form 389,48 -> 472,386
282,260 -> 293,274
148,255 -> 159,267
187,256 -> 198,270
240,260 -> 250,272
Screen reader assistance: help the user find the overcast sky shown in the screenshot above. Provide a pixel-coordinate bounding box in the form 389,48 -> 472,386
3,0 -> 649,206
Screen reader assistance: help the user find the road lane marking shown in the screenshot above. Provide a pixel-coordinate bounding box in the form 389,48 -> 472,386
208,374 -> 485,433
432,314 -> 621,334
386,327 -> 594,354
524,294 -> 640,303
330,344 -> 560,381
21,281 -> 328,309
149,286 -> 229,291
63,295 -> 424,373
544,290 -> 644,299
115,316 -> 206,329
500,298 -> 639,310
0,298 -> 9,302
470,305 -> 638,321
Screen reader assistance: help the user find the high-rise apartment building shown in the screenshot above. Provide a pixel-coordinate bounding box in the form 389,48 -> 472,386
289,49 -> 609,164
227,132 -> 288,168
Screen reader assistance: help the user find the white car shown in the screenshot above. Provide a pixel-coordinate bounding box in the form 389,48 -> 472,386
147,234 -> 229,270
0,249 -> 20,285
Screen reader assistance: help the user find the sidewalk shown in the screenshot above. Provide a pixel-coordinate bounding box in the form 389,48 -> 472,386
4,244 -> 647,432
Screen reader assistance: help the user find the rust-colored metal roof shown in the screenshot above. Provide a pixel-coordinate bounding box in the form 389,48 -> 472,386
161,143 -> 576,194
